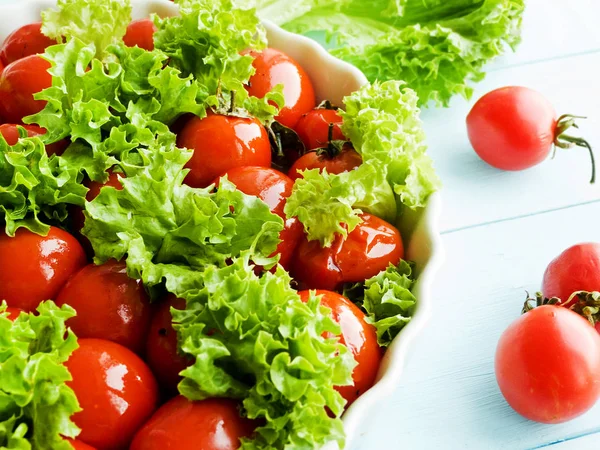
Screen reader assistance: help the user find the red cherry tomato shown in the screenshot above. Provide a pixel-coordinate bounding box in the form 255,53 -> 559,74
467,86 -> 558,171
123,19 -> 157,51
66,339 -> 159,450
0,22 -> 55,66
177,114 -> 271,188
56,260 -> 152,354
246,48 -> 316,129
542,243 -> 600,308
0,227 -> 87,312
4,306 -> 23,321
288,145 -> 362,182
0,55 -> 51,123
295,108 -> 346,151
217,166 -> 303,270
292,214 -> 404,291
145,295 -> 192,393
130,396 -> 256,450
299,290 -> 381,406
65,439 -> 97,450
0,123 -> 68,155
495,305 -> 600,424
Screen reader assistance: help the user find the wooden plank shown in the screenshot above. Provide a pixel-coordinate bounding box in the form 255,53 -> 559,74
540,432 -> 600,449
422,52 -> 600,233
354,201 -> 600,450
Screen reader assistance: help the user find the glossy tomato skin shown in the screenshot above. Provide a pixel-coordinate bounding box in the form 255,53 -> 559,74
467,86 -> 557,171
542,243 -> 600,308
218,166 -> 303,270
0,227 -> 87,312
145,295 -> 191,394
177,114 -> 271,188
292,214 -> 404,291
495,306 -> 600,424
288,146 -> 362,182
246,48 -> 316,129
66,339 -> 159,450
123,19 -> 157,51
0,55 -> 52,123
4,306 -> 23,321
0,123 -> 68,155
56,260 -> 152,354
0,22 -> 55,66
66,439 -> 97,450
295,108 -> 346,151
299,290 -> 381,406
130,396 -> 256,450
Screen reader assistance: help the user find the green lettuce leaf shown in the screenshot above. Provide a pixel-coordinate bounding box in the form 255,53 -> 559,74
254,0 -> 525,106
286,80 -> 440,246
42,0 -> 132,57
0,301 -> 80,449
344,261 -> 417,347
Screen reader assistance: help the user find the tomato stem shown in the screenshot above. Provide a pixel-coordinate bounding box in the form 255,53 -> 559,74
554,114 -> 596,184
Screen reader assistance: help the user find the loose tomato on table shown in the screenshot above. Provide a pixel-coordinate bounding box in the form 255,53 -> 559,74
123,18 -> 157,51
299,290 -> 381,406
66,339 -> 159,450
0,227 -> 87,312
245,48 -> 316,129
495,305 -> 600,424
130,396 -> 256,450
0,123 -> 68,155
217,166 -> 303,270
145,295 -> 192,394
295,107 -> 346,151
291,213 -> 404,291
0,22 -> 56,65
55,260 -> 152,354
0,55 -> 51,123
288,142 -> 362,181
542,242 -> 600,308
177,113 -> 271,188
467,86 -> 595,182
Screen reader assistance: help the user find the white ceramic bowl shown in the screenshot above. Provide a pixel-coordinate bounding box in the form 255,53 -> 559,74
2,1 -> 445,448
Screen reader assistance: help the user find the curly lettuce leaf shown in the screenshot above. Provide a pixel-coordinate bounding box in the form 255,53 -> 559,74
255,0 -> 525,106
171,256 -> 355,449
286,80 -> 440,246
344,261 -> 416,347
42,0 -> 132,56
0,301 -> 80,450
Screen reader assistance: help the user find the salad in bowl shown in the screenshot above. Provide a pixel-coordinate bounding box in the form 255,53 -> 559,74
0,0 -> 442,449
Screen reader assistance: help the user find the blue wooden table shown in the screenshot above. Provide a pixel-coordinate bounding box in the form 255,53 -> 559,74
354,0 -> 600,449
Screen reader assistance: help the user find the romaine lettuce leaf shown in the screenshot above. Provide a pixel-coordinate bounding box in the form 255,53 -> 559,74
344,261 -> 417,347
0,301 -> 80,450
253,0 -> 525,106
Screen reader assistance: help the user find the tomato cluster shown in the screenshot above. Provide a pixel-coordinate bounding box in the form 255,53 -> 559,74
0,19 -> 402,449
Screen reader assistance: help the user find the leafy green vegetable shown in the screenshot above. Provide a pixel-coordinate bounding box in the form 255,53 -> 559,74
344,261 -> 417,347
252,0 -> 525,106
0,301 -> 80,450
286,80 -> 440,246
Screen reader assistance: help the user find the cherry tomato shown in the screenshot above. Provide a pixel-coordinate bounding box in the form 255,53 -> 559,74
0,123 -> 68,155
65,439 -> 97,450
467,86 -> 559,171
123,19 -> 157,51
0,55 -> 51,123
292,214 -> 404,291
299,290 -> 381,406
145,295 -> 192,394
56,260 -> 152,354
295,108 -> 346,151
0,227 -> 87,312
217,166 -> 303,270
66,339 -> 159,450
542,243 -> 600,308
246,48 -> 316,129
288,145 -> 362,182
130,396 -> 256,450
0,22 -> 55,66
4,306 -> 23,321
177,114 -> 271,188
495,305 -> 600,424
